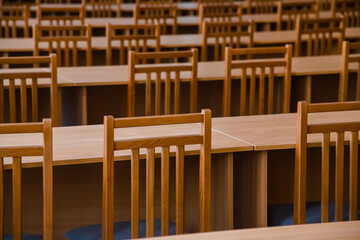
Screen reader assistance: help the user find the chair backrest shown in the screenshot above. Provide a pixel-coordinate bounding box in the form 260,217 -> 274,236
102,110 -> 211,239
134,4 -> 177,34
106,23 -> 160,65
136,0 -> 173,4
199,0 -> 232,3
331,0 -> 360,27
294,101 -> 360,224
0,118 -> 53,239
295,17 -> 344,57
0,5 -> 29,37
277,0 -> 319,30
36,0 -> 84,4
128,49 -> 198,117
318,0 -> 332,11
198,3 -> 242,33
201,20 -> 254,61
86,0 -> 122,17
37,4 -> 85,26
33,24 -> 92,66
223,45 -> 292,116
0,55 -> 60,126
246,0 -> 278,14
339,41 -> 360,102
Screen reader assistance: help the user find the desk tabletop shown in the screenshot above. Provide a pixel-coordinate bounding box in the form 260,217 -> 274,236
0,121 -> 252,168
55,54 -> 359,87
145,221 -> 360,240
212,110 -> 360,151
1,27 -> 359,52
1,110 -> 359,168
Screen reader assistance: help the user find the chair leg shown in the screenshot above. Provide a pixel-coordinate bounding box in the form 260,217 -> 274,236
305,75 -> 312,103
82,86 -> 87,125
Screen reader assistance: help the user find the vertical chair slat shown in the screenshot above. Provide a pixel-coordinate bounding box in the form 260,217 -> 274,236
335,132 -> 344,221
155,72 -> 161,115
165,72 -> 171,115
321,133 -> 330,222
31,78 -> 38,122
146,72 -> 152,116
175,145 -> 184,234
103,115 -> 115,239
161,146 -> 170,235
249,67 -> 256,115
349,131 -> 358,221
294,101 -> 308,224
174,71 -> 180,114
43,118 -> 53,239
131,149 -> 140,239
0,158 -> 3,237
146,148 -> 155,237
64,41 -> 70,67
258,67 -> 265,115
240,68 -> 247,116
0,79 -> 4,123
268,67 -> 274,114
9,79 -> 16,123
20,79 -> 27,123
13,157 -> 22,240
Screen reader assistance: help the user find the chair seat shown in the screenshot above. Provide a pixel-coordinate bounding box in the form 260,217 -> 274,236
268,201 -> 360,226
66,219 -> 177,240
4,234 -> 43,240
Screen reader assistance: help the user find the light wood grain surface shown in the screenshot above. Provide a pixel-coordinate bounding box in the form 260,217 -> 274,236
1,27 -> 359,52
143,221 -> 360,240
212,110 -> 360,151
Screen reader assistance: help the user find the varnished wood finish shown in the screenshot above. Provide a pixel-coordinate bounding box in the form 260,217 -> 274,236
36,4 -> 85,26
0,55 -> 60,126
33,24 -> 92,67
331,0 -> 360,27
295,17 -> 345,57
87,0 -> 121,18
145,221 -> 360,240
128,49 -> 198,117
294,101 -> 360,224
201,20 -> 254,61
0,119 -> 53,240
277,0 -> 319,30
340,41 -> 360,101
134,4 -> 177,34
0,5 -> 29,38
103,110 -> 212,239
223,45 -> 292,116
198,3 -> 242,33
246,0 -> 277,14
106,23 -> 160,65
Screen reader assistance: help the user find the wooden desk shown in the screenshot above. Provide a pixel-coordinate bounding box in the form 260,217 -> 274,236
1,111 -> 359,238
146,221 -> 360,240
1,27 -> 359,53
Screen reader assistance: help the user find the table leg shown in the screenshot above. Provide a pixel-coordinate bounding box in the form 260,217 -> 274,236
234,151 -> 267,228
211,153 -> 233,231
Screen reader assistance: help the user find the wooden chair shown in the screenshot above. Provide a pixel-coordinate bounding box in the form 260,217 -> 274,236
106,23 -> 161,65
134,4 -> 177,34
0,5 -> 29,38
37,4 -> 85,26
33,24 -> 92,66
331,0 -> 360,27
198,3 -> 242,33
128,49 -> 198,117
294,17 -> 345,57
0,118 -> 53,239
86,0 -> 122,17
277,0 -> 319,30
339,41 -> 360,102
0,55 -> 60,126
223,45 -> 292,117
103,110 -> 211,238
318,0 -> 333,11
201,20 -> 254,61
199,0 -> 232,3
294,101 -> 360,224
246,0 -> 278,14
36,0 -> 84,4
136,0 -> 173,4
